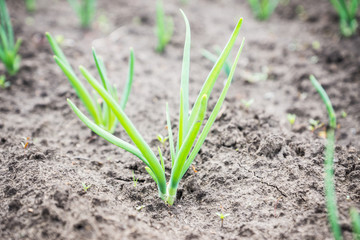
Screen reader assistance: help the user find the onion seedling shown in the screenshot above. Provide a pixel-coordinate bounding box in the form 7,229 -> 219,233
241,99 -> 254,109
247,0 -> 279,20
351,208 -> 360,240
46,32 -> 134,134
82,182 -> 91,192
329,0 -> 358,37
215,212 -> 230,228
287,113 -> 296,126
132,171 -> 139,187
308,118 -> 322,131
67,0 -> 96,28
25,0 -> 36,12
202,46 -> 231,77
66,11 -> 244,205
0,75 -> 9,88
341,110 -> 347,118
157,134 -> 168,145
310,75 -> 342,240
0,0 -> 22,76
155,0 -> 173,53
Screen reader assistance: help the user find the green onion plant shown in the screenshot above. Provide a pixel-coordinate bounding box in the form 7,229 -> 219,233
46,32 -> 134,133
0,0 -> 22,76
310,75 -> 342,240
329,0 -> 358,37
202,46 -> 231,77
82,182 -> 91,192
25,0 -> 36,12
351,208 -> 360,240
287,113 -> 296,126
247,0 -> 279,20
155,0 -> 173,53
216,212 -> 230,228
0,74 -> 9,88
67,0 -> 96,28
66,11 -> 244,205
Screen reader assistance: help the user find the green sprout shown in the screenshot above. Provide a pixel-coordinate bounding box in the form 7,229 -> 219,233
0,75 -> 9,88
351,208 -> 360,240
155,0 -> 173,53
329,0 -> 358,37
287,113 -> 296,126
25,0 -> 36,12
66,11 -> 244,205
215,212 -> 230,228
157,134 -> 169,145
82,182 -> 91,192
308,118 -> 322,131
310,75 -> 341,240
341,110 -> 347,118
0,0 -> 22,76
202,46 -> 231,77
247,0 -> 279,20
67,0 -> 96,28
132,171 -> 139,187
135,205 -> 145,211
241,99 -> 254,109
46,32 -> 134,134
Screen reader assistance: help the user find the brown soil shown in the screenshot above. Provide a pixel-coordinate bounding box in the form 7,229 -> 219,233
1,0 -> 360,239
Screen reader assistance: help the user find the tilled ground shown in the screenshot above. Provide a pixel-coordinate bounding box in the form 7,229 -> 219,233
1,0 -> 360,239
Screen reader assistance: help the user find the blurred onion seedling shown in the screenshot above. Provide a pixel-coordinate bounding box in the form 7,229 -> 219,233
329,0 -> 358,37
66,11 -> 244,205
25,0 -> 36,12
0,0 -> 22,76
67,0 -> 96,28
310,75 -> 341,240
155,0 -> 173,53
247,0 -> 279,20
46,32 -> 134,133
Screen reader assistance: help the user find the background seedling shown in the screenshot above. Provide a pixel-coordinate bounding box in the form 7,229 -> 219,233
82,182 -> 91,192
0,75 -> 9,88
155,0 -> 173,53
329,0 -> 359,37
247,0 -> 279,20
341,111 -> 347,118
67,0 -> 96,28
66,11 -> 245,205
0,0 -> 22,76
309,118 -> 323,131
310,75 -> 341,240
25,0 -> 36,12
287,113 -> 296,126
241,99 -> 254,109
215,212 -> 230,228
132,171 -> 139,187
241,66 -> 269,83
202,46 -> 231,77
157,134 -> 168,145
351,208 -> 360,240
46,32 -> 134,133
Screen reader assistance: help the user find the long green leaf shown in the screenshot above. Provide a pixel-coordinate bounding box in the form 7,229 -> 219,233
120,48 -> 134,110
176,9 -> 191,152
67,98 -> 147,164
54,56 -> 101,124
166,103 -> 176,167
187,18 -> 243,129
169,94 -> 207,191
79,66 -> 167,195
181,38 -> 245,178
